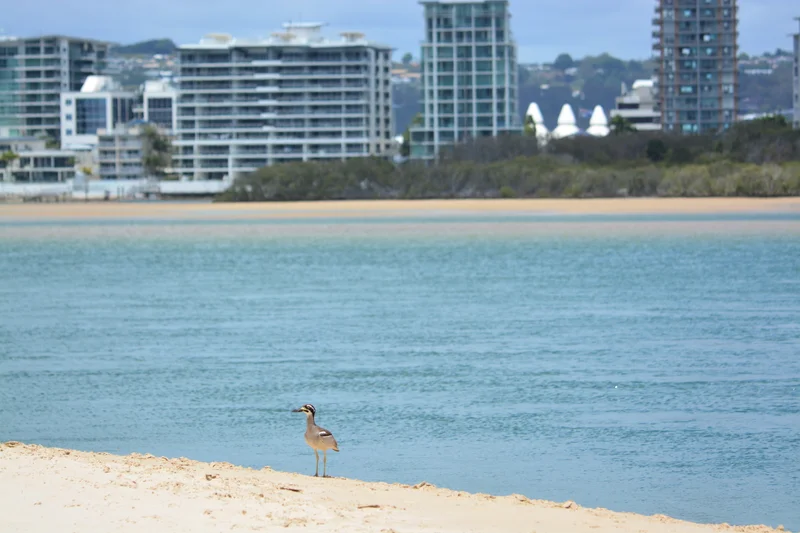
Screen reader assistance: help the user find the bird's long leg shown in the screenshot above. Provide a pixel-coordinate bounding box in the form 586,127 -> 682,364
314,449 -> 319,477
323,450 -> 327,478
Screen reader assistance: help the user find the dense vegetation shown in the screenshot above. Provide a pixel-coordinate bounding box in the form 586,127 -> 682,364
112,39 -> 177,56
216,116 -> 800,202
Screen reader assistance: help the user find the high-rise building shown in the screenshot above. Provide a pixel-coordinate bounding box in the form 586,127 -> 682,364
174,23 -> 394,181
652,0 -> 739,134
0,35 -> 109,141
793,17 -> 799,129
410,0 -> 520,160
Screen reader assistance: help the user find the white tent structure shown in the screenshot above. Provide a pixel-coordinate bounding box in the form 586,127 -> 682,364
524,102 -> 550,143
586,105 -> 610,137
551,103 -> 580,139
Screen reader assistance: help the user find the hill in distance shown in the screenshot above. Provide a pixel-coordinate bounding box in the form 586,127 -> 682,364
112,39 -> 177,56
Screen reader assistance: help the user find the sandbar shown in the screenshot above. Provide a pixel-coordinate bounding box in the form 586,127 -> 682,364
0,197 -> 799,221
0,442 -> 787,533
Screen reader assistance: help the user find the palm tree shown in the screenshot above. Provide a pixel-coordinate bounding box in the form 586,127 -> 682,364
1,151 -> 19,182
610,115 -> 635,135
524,115 -> 537,137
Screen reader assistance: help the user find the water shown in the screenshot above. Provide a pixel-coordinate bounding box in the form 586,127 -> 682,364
1,214 -> 798,530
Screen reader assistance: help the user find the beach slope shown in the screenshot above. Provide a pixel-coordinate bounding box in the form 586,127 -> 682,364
0,442 -> 784,533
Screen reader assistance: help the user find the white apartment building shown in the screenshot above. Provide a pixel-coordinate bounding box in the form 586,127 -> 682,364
0,35 -> 109,141
609,80 -> 662,132
97,123 -> 147,180
60,75 -> 136,149
410,0 -> 521,160
175,23 -> 394,180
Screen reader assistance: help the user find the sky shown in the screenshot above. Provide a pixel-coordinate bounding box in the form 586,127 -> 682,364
3,0 -> 797,62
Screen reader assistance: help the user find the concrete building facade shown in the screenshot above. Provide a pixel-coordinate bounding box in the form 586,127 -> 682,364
652,0 -> 739,134
142,80 -> 177,132
0,35 -> 109,140
174,23 -> 394,180
97,124 -> 147,180
610,80 -> 662,131
60,75 -> 136,149
410,0 -> 520,160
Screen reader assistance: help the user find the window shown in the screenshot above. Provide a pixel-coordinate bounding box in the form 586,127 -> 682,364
147,97 -> 174,129
65,129 -> 72,135
112,98 -> 133,128
76,98 -> 107,135
65,114 -> 72,120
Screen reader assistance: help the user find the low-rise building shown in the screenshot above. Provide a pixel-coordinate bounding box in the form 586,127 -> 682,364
60,75 -> 137,149
0,136 -> 47,154
97,121 -> 172,180
609,80 -> 661,132
10,150 -> 76,182
1,136 -> 76,182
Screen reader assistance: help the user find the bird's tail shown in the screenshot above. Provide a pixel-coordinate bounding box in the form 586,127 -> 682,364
333,444 -> 339,452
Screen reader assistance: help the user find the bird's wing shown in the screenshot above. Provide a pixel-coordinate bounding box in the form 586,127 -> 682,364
317,426 -> 339,449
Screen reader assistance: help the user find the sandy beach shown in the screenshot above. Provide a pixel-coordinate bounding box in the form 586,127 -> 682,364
0,197 -> 798,221
0,442 -> 787,533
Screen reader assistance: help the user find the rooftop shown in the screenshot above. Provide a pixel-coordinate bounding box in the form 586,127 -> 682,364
0,34 -> 115,47
419,0 -> 508,4
80,75 -> 122,93
0,136 -> 40,143
181,22 -> 392,51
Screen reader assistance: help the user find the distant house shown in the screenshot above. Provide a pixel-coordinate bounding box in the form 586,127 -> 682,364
609,80 -> 661,132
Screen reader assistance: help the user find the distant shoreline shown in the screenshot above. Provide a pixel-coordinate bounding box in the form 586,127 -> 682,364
1,197 -> 799,221
0,442 -> 786,533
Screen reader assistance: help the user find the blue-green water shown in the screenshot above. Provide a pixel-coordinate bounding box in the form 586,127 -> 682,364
1,215 -> 798,529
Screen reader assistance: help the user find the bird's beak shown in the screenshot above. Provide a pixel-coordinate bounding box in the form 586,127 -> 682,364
292,408 -> 302,413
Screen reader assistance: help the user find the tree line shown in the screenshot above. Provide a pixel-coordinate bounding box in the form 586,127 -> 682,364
216,116 -> 800,202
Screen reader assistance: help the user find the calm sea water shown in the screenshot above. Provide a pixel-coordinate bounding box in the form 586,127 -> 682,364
0,214 -> 798,529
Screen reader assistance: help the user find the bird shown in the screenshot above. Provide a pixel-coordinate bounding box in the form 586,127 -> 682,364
291,404 -> 339,477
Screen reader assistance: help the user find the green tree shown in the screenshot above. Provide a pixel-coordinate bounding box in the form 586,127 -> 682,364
1,151 -> 19,182
401,52 -> 413,66
610,115 -> 635,135
524,115 -> 537,137
553,53 -> 574,71
142,125 -> 172,177
401,113 -> 424,158
646,139 -> 668,163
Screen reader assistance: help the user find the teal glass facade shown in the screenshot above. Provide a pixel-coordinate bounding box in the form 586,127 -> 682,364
410,1 -> 520,160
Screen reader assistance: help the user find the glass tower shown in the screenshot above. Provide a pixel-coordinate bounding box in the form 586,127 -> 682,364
793,17 -> 799,129
410,0 -> 520,160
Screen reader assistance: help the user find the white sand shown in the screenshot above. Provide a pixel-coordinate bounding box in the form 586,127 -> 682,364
0,442 -> 786,533
0,197 -> 799,221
